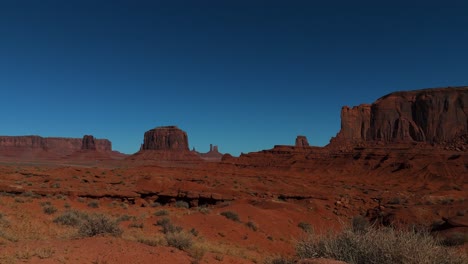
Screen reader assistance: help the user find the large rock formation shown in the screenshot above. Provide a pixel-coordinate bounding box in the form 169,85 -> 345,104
133,126 -> 201,161
141,126 -> 189,151
0,135 -> 113,160
0,136 -> 111,152
331,87 -> 468,149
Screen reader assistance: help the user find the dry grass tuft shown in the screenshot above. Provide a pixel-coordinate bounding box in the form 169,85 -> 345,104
296,227 -> 468,264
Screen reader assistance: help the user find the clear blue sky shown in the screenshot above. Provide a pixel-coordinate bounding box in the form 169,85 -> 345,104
0,1 -> 467,155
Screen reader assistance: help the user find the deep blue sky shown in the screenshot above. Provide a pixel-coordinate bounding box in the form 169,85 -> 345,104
0,1 -> 467,155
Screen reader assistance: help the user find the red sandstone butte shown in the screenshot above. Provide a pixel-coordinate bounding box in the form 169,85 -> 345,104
133,126 -> 201,161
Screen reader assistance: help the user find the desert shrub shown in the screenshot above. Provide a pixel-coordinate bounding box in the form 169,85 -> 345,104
265,256 -> 296,264
246,221 -> 258,231
440,232 -> 467,247
129,222 -> 144,228
189,228 -> 199,236
298,222 -> 312,233
351,215 -> 369,234
156,217 -> 182,234
198,207 -> 211,215
220,211 -> 240,222
116,214 -> 135,222
43,205 -> 58,215
165,231 -> 193,250
78,213 -> 122,237
154,209 -> 169,216
150,202 -> 161,207
387,197 -> 401,205
87,200 -> 99,208
296,227 -> 468,264
53,210 -> 89,226
40,201 -> 51,206
137,236 -> 166,247
175,200 -> 189,209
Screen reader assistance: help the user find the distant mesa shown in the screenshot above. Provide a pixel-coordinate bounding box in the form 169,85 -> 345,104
133,126 -> 201,161
330,87 -> 468,150
0,135 -> 115,160
141,126 -> 189,151
195,144 -> 224,161
295,135 -> 309,148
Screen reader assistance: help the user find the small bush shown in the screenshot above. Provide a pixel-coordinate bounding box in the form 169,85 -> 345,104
116,214 -> 135,222
137,237 -> 165,247
150,202 -> 161,207
189,228 -> 199,237
387,197 -> 401,205
246,221 -> 258,231
198,207 -> 211,215
87,200 -> 99,208
441,232 -> 467,247
165,231 -> 193,250
78,214 -> 122,237
53,210 -> 89,226
129,222 -> 144,229
266,257 -> 296,264
43,205 -> 58,215
175,200 -> 189,209
220,211 -> 240,222
297,222 -> 312,233
154,210 -> 169,216
352,215 -> 369,233
156,217 -> 182,234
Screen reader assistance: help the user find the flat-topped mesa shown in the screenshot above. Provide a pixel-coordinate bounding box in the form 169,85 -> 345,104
134,126 -> 201,161
0,135 -> 112,158
295,135 -> 310,148
141,126 -> 189,151
330,87 -> 468,149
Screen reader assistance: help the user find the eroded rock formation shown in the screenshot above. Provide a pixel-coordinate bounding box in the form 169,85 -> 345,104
331,87 -> 468,149
196,144 -> 223,161
81,135 -> 97,150
295,136 -> 310,147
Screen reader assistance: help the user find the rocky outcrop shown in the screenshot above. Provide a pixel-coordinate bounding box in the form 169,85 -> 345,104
81,135 -> 97,150
295,136 -> 310,147
196,144 -> 223,161
141,126 -> 189,151
331,87 -> 468,149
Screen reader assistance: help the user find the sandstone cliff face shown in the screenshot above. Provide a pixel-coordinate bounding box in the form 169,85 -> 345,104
141,126 -> 189,151
0,135 -> 112,156
332,87 -> 468,147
